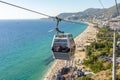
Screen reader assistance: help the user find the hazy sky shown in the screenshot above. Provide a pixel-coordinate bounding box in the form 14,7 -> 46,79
0,0 -> 119,19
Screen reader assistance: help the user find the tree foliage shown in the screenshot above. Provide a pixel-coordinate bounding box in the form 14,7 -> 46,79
84,27 -> 120,73
75,76 -> 93,80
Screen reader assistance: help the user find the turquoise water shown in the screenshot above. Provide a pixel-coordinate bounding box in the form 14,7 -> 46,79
0,19 -> 87,80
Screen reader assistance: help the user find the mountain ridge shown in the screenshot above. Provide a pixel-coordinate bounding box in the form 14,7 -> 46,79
57,3 -> 120,20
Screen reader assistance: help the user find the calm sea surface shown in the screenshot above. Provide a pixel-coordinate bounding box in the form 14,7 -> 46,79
0,19 -> 87,80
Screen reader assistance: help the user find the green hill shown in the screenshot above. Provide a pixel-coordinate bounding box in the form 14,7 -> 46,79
58,3 -> 120,20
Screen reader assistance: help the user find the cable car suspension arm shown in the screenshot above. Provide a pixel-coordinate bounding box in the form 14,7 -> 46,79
55,17 -> 64,34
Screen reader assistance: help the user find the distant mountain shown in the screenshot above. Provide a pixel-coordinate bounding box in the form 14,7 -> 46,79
57,3 -> 120,20
103,3 -> 120,18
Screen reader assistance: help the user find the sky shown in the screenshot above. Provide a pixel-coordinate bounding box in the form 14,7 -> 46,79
0,0 -> 119,19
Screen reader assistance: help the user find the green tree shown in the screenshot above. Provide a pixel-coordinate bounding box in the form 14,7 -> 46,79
75,76 -> 93,80
90,61 -> 103,73
83,59 -> 91,66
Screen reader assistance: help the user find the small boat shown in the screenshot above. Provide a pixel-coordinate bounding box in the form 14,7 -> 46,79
48,29 -> 54,32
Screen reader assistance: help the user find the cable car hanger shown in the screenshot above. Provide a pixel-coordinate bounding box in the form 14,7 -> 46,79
55,17 -> 64,34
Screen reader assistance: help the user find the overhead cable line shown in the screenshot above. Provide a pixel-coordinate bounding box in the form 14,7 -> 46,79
97,0 -> 107,22
0,0 -> 53,18
0,0 -> 77,23
115,0 -> 119,16
98,0 -> 105,9
95,0 -> 105,19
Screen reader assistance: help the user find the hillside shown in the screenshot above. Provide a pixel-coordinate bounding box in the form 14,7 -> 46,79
58,3 -> 120,20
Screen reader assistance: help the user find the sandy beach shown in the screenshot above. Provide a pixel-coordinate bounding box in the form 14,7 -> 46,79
74,22 -> 97,69
44,60 -> 67,80
44,22 -> 98,80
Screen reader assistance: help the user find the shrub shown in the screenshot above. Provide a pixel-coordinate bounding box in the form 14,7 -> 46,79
75,76 -> 93,80
83,60 -> 91,66
90,61 -> 103,73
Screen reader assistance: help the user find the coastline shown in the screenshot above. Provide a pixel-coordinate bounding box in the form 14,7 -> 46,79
44,22 -> 97,80
74,22 -> 97,69
44,60 -> 66,80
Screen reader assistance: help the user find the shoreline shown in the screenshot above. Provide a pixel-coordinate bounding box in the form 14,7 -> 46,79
44,22 -> 97,80
44,60 -> 66,80
74,22 -> 97,69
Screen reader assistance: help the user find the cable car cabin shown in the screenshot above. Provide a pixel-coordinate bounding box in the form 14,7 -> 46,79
51,33 -> 76,60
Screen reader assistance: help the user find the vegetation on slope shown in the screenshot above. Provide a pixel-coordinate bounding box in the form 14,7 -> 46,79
75,27 -> 120,80
58,3 -> 120,20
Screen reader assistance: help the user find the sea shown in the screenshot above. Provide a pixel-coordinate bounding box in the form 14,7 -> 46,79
0,19 -> 88,80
